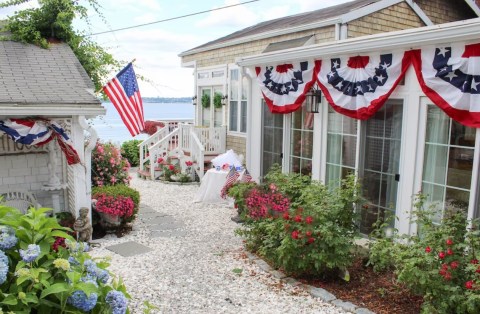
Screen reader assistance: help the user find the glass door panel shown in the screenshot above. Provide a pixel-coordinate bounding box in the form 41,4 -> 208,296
201,88 -> 211,127
360,100 -> 403,234
213,86 -> 223,127
262,100 -> 283,176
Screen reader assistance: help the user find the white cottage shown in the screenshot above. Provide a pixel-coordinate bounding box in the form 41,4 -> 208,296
0,40 -> 104,217
181,0 -> 480,234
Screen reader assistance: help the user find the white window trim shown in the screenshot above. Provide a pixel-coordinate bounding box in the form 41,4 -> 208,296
227,64 -> 248,136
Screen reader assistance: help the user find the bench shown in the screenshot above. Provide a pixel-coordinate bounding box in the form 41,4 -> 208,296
0,190 -> 41,214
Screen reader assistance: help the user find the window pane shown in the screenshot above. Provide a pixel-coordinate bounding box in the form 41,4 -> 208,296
451,120 -> 475,147
343,135 -> 357,167
230,69 -> 239,100
229,101 -> 238,131
447,147 -> 474,189
240,101 -> 247,133
426,106 -> 449,144
423,144 -> 448,185
327,134 -> 342,164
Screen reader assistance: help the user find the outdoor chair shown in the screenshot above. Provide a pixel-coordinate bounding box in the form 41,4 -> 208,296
0,190 -> 41,214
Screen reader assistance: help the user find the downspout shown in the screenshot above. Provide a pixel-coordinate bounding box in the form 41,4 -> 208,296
78,115 -> 98,209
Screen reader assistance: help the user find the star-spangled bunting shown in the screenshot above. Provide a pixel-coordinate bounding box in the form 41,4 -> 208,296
256,61 -> 317,113
220,167 -> 240,199
316,52 -> 409,120
410,42 -> 480,127
103,63 -> 145,136
0,119 -> 80,165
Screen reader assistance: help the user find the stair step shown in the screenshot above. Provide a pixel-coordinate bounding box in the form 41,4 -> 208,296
137,169 -> 151,180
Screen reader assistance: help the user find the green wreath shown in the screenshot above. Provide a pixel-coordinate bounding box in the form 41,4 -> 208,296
213,93 -> 223,109
201,94 -> 211,108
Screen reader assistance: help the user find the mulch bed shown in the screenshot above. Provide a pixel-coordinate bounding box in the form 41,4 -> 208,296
297,258 -> 423,314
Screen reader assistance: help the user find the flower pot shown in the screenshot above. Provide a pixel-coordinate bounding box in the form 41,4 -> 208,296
98,212 -> 121,227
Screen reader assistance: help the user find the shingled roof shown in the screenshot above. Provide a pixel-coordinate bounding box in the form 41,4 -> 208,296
181,0 -> 380,56
0,40 -> 101,106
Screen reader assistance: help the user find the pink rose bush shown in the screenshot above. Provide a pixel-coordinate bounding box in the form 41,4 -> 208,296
95,195 -> 134,218
92,141 -> 131,187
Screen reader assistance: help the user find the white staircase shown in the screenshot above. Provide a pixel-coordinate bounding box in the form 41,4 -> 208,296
138,122 -> 226,181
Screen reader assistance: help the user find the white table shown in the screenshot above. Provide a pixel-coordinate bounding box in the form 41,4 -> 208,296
194,168 -> 243,203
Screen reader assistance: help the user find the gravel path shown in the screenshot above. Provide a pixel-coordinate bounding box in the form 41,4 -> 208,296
90,173 -> 347,314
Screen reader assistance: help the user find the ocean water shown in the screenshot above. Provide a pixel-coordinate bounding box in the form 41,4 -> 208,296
90,101 -> 194,144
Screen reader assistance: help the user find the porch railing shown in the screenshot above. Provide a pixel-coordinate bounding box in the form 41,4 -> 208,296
189,131 -> 205,179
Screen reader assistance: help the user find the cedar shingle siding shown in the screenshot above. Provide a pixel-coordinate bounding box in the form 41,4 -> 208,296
347,2 -> 424,38
182,26 -> 335,68
416,0 -> 476,24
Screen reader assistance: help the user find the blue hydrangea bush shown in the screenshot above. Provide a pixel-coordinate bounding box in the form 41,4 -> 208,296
0,204 -> 130,313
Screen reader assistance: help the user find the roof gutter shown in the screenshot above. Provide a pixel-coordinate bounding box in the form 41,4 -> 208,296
178,17 -> 341,57
236,18 -> 480,66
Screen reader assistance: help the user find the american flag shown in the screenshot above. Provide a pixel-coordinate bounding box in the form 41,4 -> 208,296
103,63 -> 145,136
220,167 -> 240,199
241,168 -> 253,182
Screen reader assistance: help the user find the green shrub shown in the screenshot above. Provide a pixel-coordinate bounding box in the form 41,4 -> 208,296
121,140 -> 142,167
92,185 -> 140,224
0,205 -> 130,312
232,168 -> 361,276
368,194 -> 480,313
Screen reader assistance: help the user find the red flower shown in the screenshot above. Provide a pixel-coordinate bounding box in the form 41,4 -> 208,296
438,251 -> 446,259
291,230 -> 300,240
444,272 -> 452,281
306,231 -> 312,237
450,261 -> 459,269
447,248 -> 453,255
305,216 -> 313,224
471,259 -> 479,265
269,183 -> 277,191
169,165 -> 175,171
439,269 -> 447,276
294,215 -> 302,222
185,161 -> 193,167
446,238 -> 453,246
157,157 -> 164,163
466,281 -> 474,290
283,212 -> 290,220
476,266 -> 480,274
307,237 -> 315,244
425,246 -> 432,253
234,203 -> 238,209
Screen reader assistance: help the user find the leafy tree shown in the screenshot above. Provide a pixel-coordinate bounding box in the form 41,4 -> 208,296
0,0 -> 120,92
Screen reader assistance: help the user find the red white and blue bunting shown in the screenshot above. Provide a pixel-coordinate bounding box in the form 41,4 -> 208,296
255,42 -> 480,127
0,119 -> 80,165
315,52 -> 409,120
410,43 -> 480,128
255,61 -> 317,113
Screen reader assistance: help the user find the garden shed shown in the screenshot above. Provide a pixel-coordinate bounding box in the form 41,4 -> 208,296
181,0 -> 480,235
0,39 -> 105,217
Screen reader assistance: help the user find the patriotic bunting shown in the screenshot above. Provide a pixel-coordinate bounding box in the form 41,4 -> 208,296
410,43 -> 480,128
255,61 -> 317,113
0,119 -> 80,165
315,52 -> 409,120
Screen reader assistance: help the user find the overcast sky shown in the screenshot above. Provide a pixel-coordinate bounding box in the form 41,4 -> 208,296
1,0 -> 353,97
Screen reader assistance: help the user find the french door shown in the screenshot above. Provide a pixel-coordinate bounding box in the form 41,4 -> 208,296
359,100 -> 403,234
261,100 -> 284,176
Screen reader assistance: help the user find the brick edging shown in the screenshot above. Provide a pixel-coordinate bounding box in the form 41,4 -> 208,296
244,251 -> 376,314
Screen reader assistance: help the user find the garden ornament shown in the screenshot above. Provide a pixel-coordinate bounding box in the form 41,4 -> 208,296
74,207 -> 92,242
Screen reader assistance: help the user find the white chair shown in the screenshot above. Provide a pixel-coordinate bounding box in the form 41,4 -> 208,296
0,190 -> 41,214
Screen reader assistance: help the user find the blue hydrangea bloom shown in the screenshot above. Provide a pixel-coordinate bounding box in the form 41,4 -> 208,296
68,256 -> 79,266
67,290 -> 97,311
81,274 -> 98,287
0,227 -> 17,250
0,251 -> 8,285
106,290 -> 128,314
0,250 -> 8,265
19,244 -> 41,263
97,269 -> 110,284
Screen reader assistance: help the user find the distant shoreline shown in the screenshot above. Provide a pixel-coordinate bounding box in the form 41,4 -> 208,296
101,97 -> 191,104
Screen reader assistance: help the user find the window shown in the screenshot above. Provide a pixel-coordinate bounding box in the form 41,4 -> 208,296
422,105 -> 475,223
289,104 -> 314,175
229,69 -> 247,133
325,106 -> 357,187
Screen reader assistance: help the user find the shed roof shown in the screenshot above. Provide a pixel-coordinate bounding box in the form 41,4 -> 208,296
0,40 -> 101,106
181,0 -> 380,56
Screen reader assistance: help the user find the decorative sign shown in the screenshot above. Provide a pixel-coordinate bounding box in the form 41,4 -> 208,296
0,134 -> 47,155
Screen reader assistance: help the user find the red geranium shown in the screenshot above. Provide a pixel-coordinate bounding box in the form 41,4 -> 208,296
291,230 -> 300,240
305,216 -> 313,224
439,251 -> 446,259
294,215 -> 302,222
465,281 -> 474,289
425,246 -> 432,253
